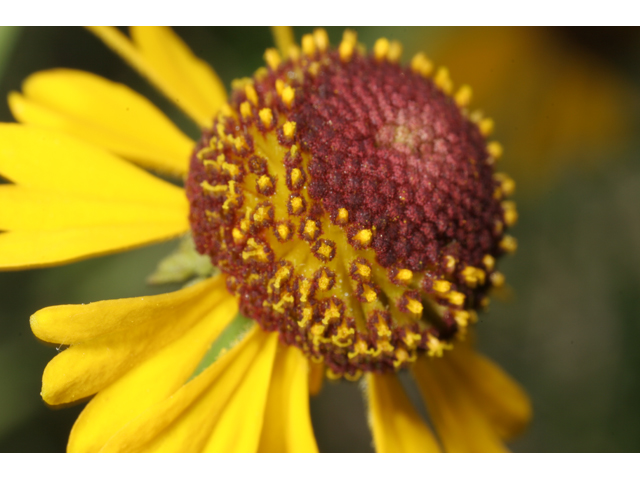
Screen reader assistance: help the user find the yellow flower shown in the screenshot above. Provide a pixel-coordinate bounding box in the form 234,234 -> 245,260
0,26 -> 531,452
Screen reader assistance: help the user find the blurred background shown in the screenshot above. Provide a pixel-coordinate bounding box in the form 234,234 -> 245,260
1,26 -> 640,452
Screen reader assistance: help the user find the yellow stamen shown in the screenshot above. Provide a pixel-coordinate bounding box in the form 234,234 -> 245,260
322,301 -> 341,325
283,121 -> 296,140
302,34 -> 316,56
500,235 -> 518,254
434,66 -> 453,95
395,269 -> 413,283
490,271 -> 506,288
461,266 -> 486,288
433,280 -> 451,293
387,40 -> 403,63
339,30 -> 357,62
444,255 -> 457,273
454,84 -> 473,107
259,108 -> 274,128
447,291 -> 466,306
317,243 -> 333,259
479,117 -> 494,137
482,254 -> 496,271
240,101 -> 252,119
426,334 -> 452,357
502,200 -> 518,226
337,207 -> 349,224
257,175 -> 273,191
242,238 -> 268,262
304,219 -> 318,238
232,228 -> 244,243
275,78 -> 284,95
298,306 -> 313,328
200,180 -> 227,194
290,168 -> 303,188
276,223 -> 290,240
356,262 -> 371,279
494,172 -> 515,196
406,298 -> 423,315
317,272 -> 331,291
281,85 -> 295,108
245,84 -> 258,105
373,38 -> 390,61
313,28 -> 329,52
264,48 -> 281,70
289,196 -> 304,215
353,229 -> 372,248
454,310 -> 470,328
487,141 -> 504,160
362,284 -> 377,303
411,52 -> 434,77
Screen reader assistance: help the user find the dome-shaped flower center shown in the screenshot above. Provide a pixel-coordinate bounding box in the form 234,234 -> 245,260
186,32 -> 516,379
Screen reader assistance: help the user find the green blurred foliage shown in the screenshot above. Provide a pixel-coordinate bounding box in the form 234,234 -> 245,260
1,27 -> 639,452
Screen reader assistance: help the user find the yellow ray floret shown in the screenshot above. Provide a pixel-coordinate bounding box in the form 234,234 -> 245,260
99,327 -> 279,452
55,277 -> 238,452
366,373 -> 440,452
8,69 -> 194,176
412,345 -> 530,452
32,276 -> 234,406
258,344 -> 319,452
0,124 -> 189,269
87,26 -> 227,127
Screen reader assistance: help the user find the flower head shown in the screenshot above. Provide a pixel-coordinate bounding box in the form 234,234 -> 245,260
1,26 -> 530,452
187,30 -> 516,378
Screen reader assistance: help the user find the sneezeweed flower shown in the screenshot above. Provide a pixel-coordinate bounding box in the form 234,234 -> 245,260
0,26 -> 531,452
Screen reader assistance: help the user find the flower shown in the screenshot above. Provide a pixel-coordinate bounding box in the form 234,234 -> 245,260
0,26 -> 531,452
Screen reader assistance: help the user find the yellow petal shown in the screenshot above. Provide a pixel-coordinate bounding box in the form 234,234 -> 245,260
271,27 -> 295,56
0,185 -> 185,231
33,276 -> 231,405
445,345 -> 532,439
87,26 -> 226,128
258,343 -> 318,453
366,372 -> 441,453
0,124 -> 184,206
68,294 -> 238,452
412,355 -> 508,453
0,224 -> 187,270
9,69 -> 194,176
100,327 -> 277,453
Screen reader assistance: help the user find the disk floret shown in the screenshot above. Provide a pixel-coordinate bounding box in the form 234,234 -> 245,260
186,29 -> 517,378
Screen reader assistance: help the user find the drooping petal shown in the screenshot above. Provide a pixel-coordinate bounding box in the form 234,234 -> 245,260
445,345 -> 532,440
0,124 -> 184,205
100,327 -> 278,453
9,69 -> 194,176
67,293 -> 238,452
412,355 -> 508,453
366,372 -> 441,453
270,27 -> 295,56
86,26 -> 226,128
0,124 -> 189,269
258,343 -> 318,453
32,276 -> 231,405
